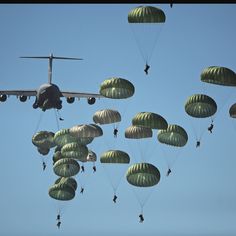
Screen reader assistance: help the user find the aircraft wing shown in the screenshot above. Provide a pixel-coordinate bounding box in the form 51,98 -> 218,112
0,90 -> 37,97
61,91 -> 104,99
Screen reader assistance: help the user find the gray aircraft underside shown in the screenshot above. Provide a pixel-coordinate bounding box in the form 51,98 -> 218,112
0,54 -> 104,111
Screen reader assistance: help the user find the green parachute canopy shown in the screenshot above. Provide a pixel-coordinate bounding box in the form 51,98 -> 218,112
100,150 -> 130,164
128,5 -> 166,23
70,124 -> 103,138
185,94 -> 217,118
200,66 -> 236,86
157,124 -> 188,147
54,177 -> 78,191
53,149 -> 63,164
76,137 -> 94,145
54,129 -> 78,147
229,103 -> 236,118
93,109 -> 121,125
87,150 -> 97,162
61,142 -> 88,162
37,146 -> 50,156
53,158 -> 80,177
99,77 -> 135,99
132,112 -> 168,130
48,182 -> 75,201
125,125 -> 153,139
32,131 -> 55,149
126,162 -> 160,187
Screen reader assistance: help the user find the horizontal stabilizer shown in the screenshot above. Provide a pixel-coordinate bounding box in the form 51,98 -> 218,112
20,56 -> 83,60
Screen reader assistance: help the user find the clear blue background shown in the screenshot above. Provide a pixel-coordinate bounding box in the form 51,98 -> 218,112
0,4 -> 236,236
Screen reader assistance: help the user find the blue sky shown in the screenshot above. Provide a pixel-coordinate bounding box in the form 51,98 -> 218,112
0,4 -> 236,236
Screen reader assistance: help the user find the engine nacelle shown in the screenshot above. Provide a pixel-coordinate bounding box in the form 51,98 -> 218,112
0,94 -> 7,102
19,95 -> 27,102
87,97 -> 96,105
66,97 -> 75,104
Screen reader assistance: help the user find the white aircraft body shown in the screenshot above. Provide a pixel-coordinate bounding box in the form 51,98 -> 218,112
0,53 -> 103,111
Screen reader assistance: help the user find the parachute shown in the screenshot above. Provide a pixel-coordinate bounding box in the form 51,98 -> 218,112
87,150 -> 97,162
99,77 -> 135,99
93,109 -> 121,125
229,103 -> 236,132
32,131 -> 55,149
49,182 -> 75,201
32,131 -> 55,167
157,124 -> 188,147
53,146 -> 63,164
76,137 -> 94,145
70,124 -> 103,138
157,124 -> 188,172
37,146 -> 50,156
128,5 -> 166,23
53,158 -> 80,177
125,125 -> 154,163
54,177 -> 78,191
185,94 -> 217,118
200,66 -> 236,86
128,5 -> 166,66
100,150 -> 130,202
126,162 -> 160,187
61,142 -> 88,162
229,103 -> 236,118
132,112 -> 168,130
126,162 -> 161,220
54,129 -> 78,147
125,125 -> 153,139
185,94 -> 217,144
100,150 -> 130,164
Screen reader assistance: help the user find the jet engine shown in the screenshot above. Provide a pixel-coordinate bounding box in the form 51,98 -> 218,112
87,97 -> 96,105
66,97 -> 75,104
0,94 -> 7,102
19,95 -> 27,102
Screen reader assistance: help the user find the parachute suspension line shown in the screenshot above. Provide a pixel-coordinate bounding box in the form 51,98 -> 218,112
78,164 -> 93,190
135,139 -> 145,162
112,119 -> 121,131
199,125 -> 207,142
144,138 -> 159,163
210,116 -> 214,124
57,208 -> 62,217
140,205 -> 144,215
131,186 -> 155,214
110,171 -> 124,195
160,145 -> 170,169
54,109 -> 60,131
189,118 -> 200,142
56,201 -> 66,218
168,147 -> 182,169
129,25 -> 147,64
159,145 -> 182,171
214,91 -> 234,123
101,165 -> 118,195
146,24 -> 165,64
135,138 -> 155,163
102,129 -> 116,150
34,112 -> 44,134
230,119 -> 236,134
142,138 -> 153,162
40,154 -> 48,168
129,23 -> 165,65
131,186 -> 143,208
77,179 -> 84,190
124,139 -> 139,163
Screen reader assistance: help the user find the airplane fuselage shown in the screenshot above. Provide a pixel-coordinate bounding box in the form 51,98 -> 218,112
33,83 -> 63,111
0,54 -> 102,111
